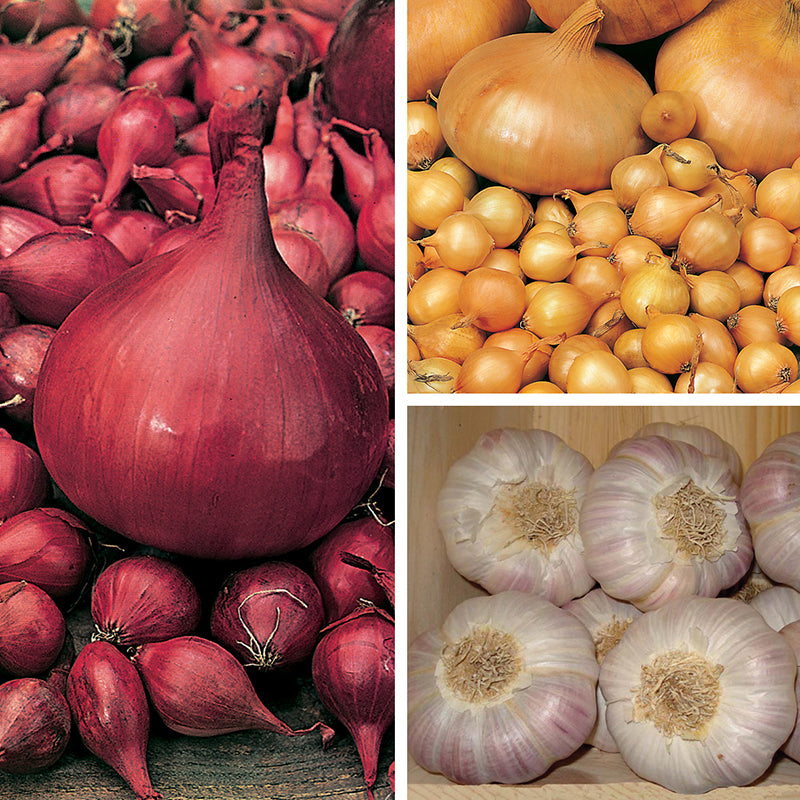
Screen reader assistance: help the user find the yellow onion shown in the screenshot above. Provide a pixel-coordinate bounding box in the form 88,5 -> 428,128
421,245 -> 445,270
662,138 -> 722,192
525,281 -> 550,304
407,169 -> 465,231
458,267 -> 527,332
407,313 -> 487,363
408,239 -> 426,290
568,255 -> 623,300
407,357 -> 460,393
557,188 -> 618,212
613,328 -> 648,369
479,248 -> 524,279
739,217 -> 798,273
454,346 -> 529,393
684,270 -> 742,321
781,380 -> 800,393
698,173 -> 757,214
418,212 -> 495,271
640,90 -> 697,142
527,0 -> 712,45
655,0 -> 800,178
566,350 -> 633,393
735,341 -> 799,393
727,305 -> 786,349
619,253 -> 690,328
609,235 -> 665,279
408,336 -> 421,362
519,232 -> 593,282
675,209 -> 741,273
675,362 -> 737,393
764,265 -> 800,310
437,1 -> 652,195
465,186 -> 534,248
641,312 -> 702,375
484,328 -> 553,385
548,334 -> 610,391
628,187 -> 722,248
522,282 -> 596,338
567,202 -> 629,258
690,313 -> 738,375
610,145 -> 670,211
756,168 -> 800,230
726,261 -> 765,306
534,195 -> 573,227
526,220 -> 570,238
407,100 -> 446,170
629,366 -> 675,393
776,285 -> 800,346
407,268 -> 464,325
407,0 -> 531,99
585,298 -> 634,348
518,381 -> 564,393
430,157 -> 479,199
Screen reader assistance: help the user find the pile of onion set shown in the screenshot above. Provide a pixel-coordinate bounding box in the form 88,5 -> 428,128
410,422 -> 800,791
0,0 -> 395,795
408,0 -> 800,393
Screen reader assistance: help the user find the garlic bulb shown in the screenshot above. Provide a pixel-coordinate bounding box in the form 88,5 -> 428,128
562,588 -> 642,752
741,433 -> 800,590
748,585 -> 800,631
600,596 -> 797,794
727,562 -> 774,603
779,619 -> 800,763
408,591 -> 598,784
437,428 -> 595,604
580,436 -> 752,610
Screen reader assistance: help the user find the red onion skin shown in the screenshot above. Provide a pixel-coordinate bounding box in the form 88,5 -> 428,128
0,677 -> 71,773
322,0 -> 394,150
134,635 -> 335,742
357,325 -> 394,397
356,129 -> 394,277
176,119 -> 209,154
38,26 -> 125,87
89,86 -> 177,219
89,0 -> 188,59
312,607 -> 394,793
273,226 -> 332,296
210,560 -> 325,670
0,508 -> 92,599
0,433 -> 49,520
0,580 -> 66,677
0,324 -> 57,424
142,221 -> 198,258
91,555 -> 202,646
328,270 -> 394,328
33,85 -> 389,561
89,207 -> 171,265
126,49 -> 194,96
163,94 -> 200,133
0,92 -> 46,183
0,0 -> 88,41
0,155 -> 106,225
262,89 -> 307,204
66,640 -> 163,800
327,127 -> 374,214
42,82 -> 123,155
309,517 -> 394,623
0,229 -> 130,326
131,154 -> 215,220
0,207 -> 60,258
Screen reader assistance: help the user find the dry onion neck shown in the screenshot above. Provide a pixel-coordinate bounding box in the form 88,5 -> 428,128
633,649 -> 723,741
548,2 -> 603,59
653,479 -> 728,561
778,1 -> 800,38
495,481 -> 579,554
440,625 -> 522,704
594,616 -> 633,664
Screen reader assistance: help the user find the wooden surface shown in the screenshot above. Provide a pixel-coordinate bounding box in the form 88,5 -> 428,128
406,405 -> 800,795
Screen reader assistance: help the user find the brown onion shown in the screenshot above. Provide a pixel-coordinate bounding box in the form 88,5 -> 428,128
406,268 -> 463,325
613,328 -> 648,369
458,267 -> 527,332
641,313 -> 702,375
522,282 -> 595,338
764,265 -> 800,311
548,334 -> 610,391
566,350 -> 633,393
675,362 -> 736,393
630,366 -> 675,393
419,212 -> 495,272
464,186 -> 533,248
407,358 -> 460,393
776,285 -> 800,346
735,341 -> 798,393
429,156 -> 479,199
407,100 -> 445,170
568,255 -> 623,299
662,138 -> 721,192
685,270 -> 742,321
738,217 -> 797,273
675,209 -> 740,273
640,90 -> 697,142
610,145 -> 669,211
407,314 -> 486,364
608,235 -> 664,279
454,346 -> 528,393
485,328 -> 552,386
619,253 -> 690,328
628,187 -> 722,248
690,313 -> 738,376
727,304 -> 786,349
726,261 -> 765,307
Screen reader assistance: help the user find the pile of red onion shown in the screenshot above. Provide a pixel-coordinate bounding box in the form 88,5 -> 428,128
0,0 -> 395,795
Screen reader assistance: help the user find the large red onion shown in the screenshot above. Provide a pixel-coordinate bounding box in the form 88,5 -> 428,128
0,229 -> 129,326
0,580 -> 66,676
379,418 -> 394,490
89,207 -> 171,265
131,154 -> 215,220
356,128 -> 394,276
134,635 -> 335,742
328,270 -> 394,328
0,323 -> 57,424
310,517 -> 395,622
0,91 -> 46,182
38,26 -> 125,86
89,0 -> 188,59
210,561 -> 325,670
0,154 -> 106,224
262,86 -> 307,204
0,431 -> 49,520
321,0 -> 394,149
33,85 -> 389,560
0,0 -> 88,41
312,607 -> 394,796
91,555 -> 202,645
0,508 -> 92,599
0,207 -> 60,257
67,640 -> 162,800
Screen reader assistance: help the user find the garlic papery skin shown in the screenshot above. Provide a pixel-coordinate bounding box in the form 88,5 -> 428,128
600,596 -> 797,794
748,585 -> 800,631
408,591 -> 598,784
779,619 -> 800,763
741,433 -> 800,590
436,428 -> 595,605
580,436 -> 752,611
562,588 -> 642,752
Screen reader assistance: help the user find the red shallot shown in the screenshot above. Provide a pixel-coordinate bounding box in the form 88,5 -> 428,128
89,0 -> 187,59
126,49 -> 194,96
262,85 -> 307,204
0,91 -> 46,182
358,324 -> 394,395
328,270 -> 394,327
327,125 -> 375,214
0,0 -> 88,40
0,206 -> 60,257
131,154 -> 214,220
142,221 -> 198,257
272,226 -> 332,295
37,26 -> 124,86
66,640 -> 162,800
176,119 -> 209,154
163,94 -> 200,133
0,431 -> 49,520
0,323 -> 57,424
89,207 -> 171,265
91,555 -> 202,646
355,128 -> 394,277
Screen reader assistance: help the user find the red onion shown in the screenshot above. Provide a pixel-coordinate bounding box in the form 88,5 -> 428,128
0,206 -> 60,257
379,418 -> 394,490
142,221 -> 198,258
0,431 -> 48,519
0,323 -> 57,424
213,12 -> 260,47
0,154 -> 106,224
283,7 -> 338,57
0,294 -> 19,329
328,270 -> 394,327
272,226 -> 332,295
131,154 -> 215,220
270,139 -> 356,282
0,28 -> 85,106
339,551 -> 394,607
0,580 -> 66,676
163,94 -> 200,133
91,555 -> 202,646
355,128 -> 393,277
134,635 -> 335,742
275,0 -> 356,22
327,126 -> 375,214
67,640 -> 162,800
34,85 -> 389,561
126,49 -> 194,96
321,0 -> 394,150
0,0 -> 88,41
312,607 -> 394,797
191,0 -> 262,23
88,85 -> 177,219
210,561 -> 325,670
188,14 -> 286,117
0,677 -> 71,773
0,91 -> 45,182
38,26 -> 125,86
292,85 -> 323,161
89,207 -> 171,265
0,229 -> 129,326
42,82 -> 123,155
90,0 -> 188,59
309,516 -> 394,623
176,119 -> 209,154
357,324 -> 394,396
248,10 -> 316,78
0,508 -> 92,599
262,86 -> 307,204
